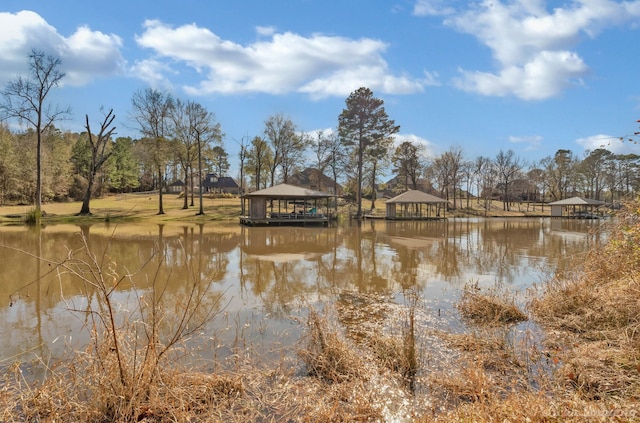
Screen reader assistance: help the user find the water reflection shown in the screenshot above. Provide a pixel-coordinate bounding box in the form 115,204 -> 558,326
0,218 -> 604,364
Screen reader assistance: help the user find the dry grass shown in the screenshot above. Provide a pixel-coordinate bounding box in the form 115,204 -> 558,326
426,200 -> 640,420
298,309 -> 370,384
529,199 -> 640,404
456,281 -> 528,326
0,193 -> 243,224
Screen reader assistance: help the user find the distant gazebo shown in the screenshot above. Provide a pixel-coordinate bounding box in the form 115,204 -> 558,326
385,190 -> 448,220
547,196 -> 607,218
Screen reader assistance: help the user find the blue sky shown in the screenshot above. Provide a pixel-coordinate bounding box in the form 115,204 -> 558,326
2,0 -> 640,178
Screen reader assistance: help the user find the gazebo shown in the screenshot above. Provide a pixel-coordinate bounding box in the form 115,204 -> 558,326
547,196 -> 607,218
384,189 -> 448,220
240,183 -> 335,226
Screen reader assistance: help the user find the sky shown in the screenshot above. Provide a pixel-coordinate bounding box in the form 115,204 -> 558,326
2,0 -> 640,178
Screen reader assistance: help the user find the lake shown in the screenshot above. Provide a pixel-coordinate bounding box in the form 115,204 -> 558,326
0,218 -> 605,369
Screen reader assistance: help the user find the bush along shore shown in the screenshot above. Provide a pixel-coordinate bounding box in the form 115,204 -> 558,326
1,199 -> 639,422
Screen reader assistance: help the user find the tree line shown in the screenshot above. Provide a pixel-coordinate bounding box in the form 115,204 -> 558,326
2,50 -> 638,219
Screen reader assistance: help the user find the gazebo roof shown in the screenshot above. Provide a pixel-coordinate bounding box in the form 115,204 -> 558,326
243,183 -> 334,199
386,189 -> 447,204
548,196 -> 606,206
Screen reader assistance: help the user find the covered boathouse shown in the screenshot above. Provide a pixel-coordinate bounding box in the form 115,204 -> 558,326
240,183 -> 335,226
547,196 -> 607,218
384,189 -> 448,220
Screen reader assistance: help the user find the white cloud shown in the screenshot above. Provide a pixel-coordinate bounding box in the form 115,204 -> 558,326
304,128 -> 336,138
576,134 -> 640,155
63,26 -> 126,84
135,20 -> 426,98
393,133 -> 437,157
431,0 -> 640,100
0,11 -> 125,86
454,50 -> 587,99
508,134 -> 543,150
130,59 -> 175,91
256,26 -> 276,37
413,0 -> 455,16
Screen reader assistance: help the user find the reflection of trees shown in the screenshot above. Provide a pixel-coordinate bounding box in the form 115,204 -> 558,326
239,226 -> 345,314
379,219 -> 604,288
1,223 -> 239,317
382,220 -> 469,286
1,218 -> 607,361
1,223 -> 238,362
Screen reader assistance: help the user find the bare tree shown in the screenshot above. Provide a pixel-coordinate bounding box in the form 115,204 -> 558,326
1,49 -> 70,217
325,131 -> 346,198
430,146 -> 464,209
527,162 -> 546,210
366,135 -> 393,210
246,136 -> 272,191
462,159 -> 473,209
237,136 -> 249,214
495,149 -> 525,211
263,113 -> 304,185
170,99 -> 198,210
190,103 -> 222,215
310,130 -> 333,191
471,156 -> 486,203
131,88 -> 174,214
78,109 -> 116,215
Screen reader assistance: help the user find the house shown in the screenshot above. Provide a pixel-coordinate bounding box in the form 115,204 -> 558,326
486,178 -> 539,202
287,168 -> 343,196
202,173 -> 241,195
166,180 -> 185,194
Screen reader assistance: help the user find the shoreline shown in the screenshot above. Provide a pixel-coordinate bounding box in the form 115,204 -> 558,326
0,194 -> 556,226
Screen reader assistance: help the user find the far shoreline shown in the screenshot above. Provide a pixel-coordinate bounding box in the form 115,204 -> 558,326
0,193 -> 560,226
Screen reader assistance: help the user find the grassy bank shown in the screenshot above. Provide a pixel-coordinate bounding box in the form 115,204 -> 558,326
0,193 -> 549,225
0,193 -> 243,224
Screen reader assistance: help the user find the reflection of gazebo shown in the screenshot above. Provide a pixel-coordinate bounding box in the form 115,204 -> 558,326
384,190 -> 448,220
240,226 -> 336,258
548,196 -> 607,218
240,183 -> 335,226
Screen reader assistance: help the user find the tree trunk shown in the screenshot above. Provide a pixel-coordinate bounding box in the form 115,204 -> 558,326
36,131 -> 42,216
158,165 -> 165,215
197,139 -> 204,215
79,174 -> 94,215
370,162 -> 377,210
190,169 -> 195,207
356,139 -> 363,219
182,166 -> 189,210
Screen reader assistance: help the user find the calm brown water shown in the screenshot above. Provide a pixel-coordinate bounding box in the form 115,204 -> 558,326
0,218 -> 605,367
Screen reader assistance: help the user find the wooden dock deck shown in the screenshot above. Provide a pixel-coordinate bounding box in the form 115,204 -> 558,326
240,212 -> 330,227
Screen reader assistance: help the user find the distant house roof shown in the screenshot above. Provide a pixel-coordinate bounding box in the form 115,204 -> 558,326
288,168 -> 343,194
214,176 -> 239,188
386,189 -> 447,204
244,183 -> 334,199
548,196 -> 606,206
168,180 -> 185,187
202,174 -> 239,189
